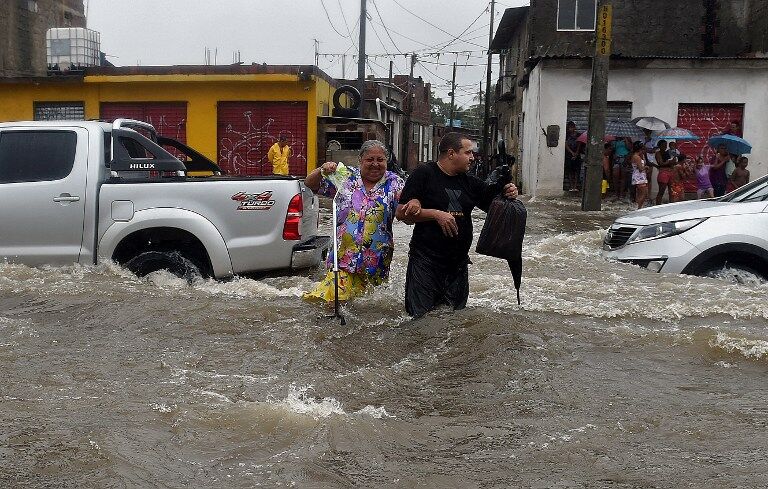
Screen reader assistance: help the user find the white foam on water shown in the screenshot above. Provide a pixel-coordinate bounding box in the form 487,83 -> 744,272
709,332 -> 768,360
259,384 -> 392,420
150,402 -> 176,413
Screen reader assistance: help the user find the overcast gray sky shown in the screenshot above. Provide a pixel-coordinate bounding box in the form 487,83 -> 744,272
86,0 -> 528,107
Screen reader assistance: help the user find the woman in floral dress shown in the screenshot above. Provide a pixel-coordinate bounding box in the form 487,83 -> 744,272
303,140 -> 420,301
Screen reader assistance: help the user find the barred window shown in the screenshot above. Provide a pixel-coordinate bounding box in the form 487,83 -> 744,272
34,102 -> 85,121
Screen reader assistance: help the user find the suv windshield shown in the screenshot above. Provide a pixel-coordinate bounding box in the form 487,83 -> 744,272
719,174 -> 768,203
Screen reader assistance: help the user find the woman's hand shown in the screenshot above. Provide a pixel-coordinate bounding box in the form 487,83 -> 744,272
401,198 -> 421,216
320,161 -> 338,175
503,183 -> 519,200
435,210 -> 458,237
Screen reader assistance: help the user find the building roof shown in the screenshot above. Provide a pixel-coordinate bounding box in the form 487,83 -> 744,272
1,64 -> 340,86
490,6 -> 529,52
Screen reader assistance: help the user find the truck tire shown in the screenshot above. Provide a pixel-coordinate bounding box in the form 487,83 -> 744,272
125,251 -> 202,282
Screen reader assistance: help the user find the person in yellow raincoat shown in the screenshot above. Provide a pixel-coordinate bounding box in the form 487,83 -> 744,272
268,134 -> 291,175
303,140 -> 420,301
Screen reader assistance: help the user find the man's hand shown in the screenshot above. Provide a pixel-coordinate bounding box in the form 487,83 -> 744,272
503,183 -> 519,200
401,198 -> 421,216
435,210 -> 458,237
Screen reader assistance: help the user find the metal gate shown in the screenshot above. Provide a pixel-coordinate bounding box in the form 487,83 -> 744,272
564,101 -> 633,190
217,101 -> 308,176
100,102 -> 188,143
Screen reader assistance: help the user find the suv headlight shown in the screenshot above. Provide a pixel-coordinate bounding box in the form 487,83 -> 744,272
627,218 -> 707,244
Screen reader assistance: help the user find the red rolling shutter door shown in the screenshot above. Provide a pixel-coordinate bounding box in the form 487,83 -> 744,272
100,102 -> 188,143
677,104 -> 744,192
217,101 -> 308,176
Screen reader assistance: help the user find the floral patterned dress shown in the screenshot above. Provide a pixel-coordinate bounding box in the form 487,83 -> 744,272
304,166 -> 404,301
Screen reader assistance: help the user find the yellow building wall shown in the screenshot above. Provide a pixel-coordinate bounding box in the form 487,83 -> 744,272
0,73 -> 338,173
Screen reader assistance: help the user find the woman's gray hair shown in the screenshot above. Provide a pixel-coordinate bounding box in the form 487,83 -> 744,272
359,139 -> 389,160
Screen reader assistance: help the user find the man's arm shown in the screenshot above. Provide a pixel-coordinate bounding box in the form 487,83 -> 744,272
395,205 -> 459,237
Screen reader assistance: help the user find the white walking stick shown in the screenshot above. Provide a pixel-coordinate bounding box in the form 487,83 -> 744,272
330,190 -> 346,325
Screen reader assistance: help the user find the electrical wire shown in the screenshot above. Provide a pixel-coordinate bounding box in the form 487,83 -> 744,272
320,0 -> 349,39
371,0 -> 404,54
389,0 -> 487,49
433,3 -> 490,52
368,15 -> 405,73
337,0 -> 358,51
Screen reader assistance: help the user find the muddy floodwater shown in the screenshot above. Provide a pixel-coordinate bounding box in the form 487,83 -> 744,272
3,198 -> 768,488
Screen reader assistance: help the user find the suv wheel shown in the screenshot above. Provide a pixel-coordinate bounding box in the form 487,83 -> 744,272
698,262 -> 768,285
125,251 -> 202,282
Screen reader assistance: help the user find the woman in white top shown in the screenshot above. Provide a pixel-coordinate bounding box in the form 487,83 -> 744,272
631,141 -> 649,209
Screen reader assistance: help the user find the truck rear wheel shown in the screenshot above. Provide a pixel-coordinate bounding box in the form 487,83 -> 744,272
125,251 -> 202,282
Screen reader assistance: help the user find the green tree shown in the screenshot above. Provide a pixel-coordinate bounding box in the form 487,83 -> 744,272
430,88 -> 453,125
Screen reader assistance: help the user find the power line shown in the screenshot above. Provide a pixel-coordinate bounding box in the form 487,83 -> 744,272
389,0 -> 487,49
433,3 -> 490,52
337,0 -> 358,51
368,14 -> 405,73
371,0 -> 404,54
320,0 -> 349,39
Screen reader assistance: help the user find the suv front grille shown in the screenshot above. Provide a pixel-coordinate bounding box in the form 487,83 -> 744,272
604,226 -> 638,249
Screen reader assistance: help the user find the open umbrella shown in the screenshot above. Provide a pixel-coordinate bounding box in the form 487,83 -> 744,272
632,116 -> 671,131
653,127 -> 700,141
708,134 -> 752,155
605,120 -> 646,140
576,131 -> 615,144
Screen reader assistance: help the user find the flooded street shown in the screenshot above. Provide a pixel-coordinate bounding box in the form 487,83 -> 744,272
3,198 -> 768,488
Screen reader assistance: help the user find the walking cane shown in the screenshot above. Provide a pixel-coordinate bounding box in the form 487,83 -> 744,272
330,191 -> 346,325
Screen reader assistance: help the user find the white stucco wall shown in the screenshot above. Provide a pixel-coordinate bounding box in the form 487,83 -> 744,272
521,61 -> 768,197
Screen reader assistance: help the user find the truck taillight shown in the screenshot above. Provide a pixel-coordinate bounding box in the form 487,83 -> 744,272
283,193 -> 303,240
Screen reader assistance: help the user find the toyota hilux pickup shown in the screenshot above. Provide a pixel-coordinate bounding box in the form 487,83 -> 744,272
0,119 -> 330,279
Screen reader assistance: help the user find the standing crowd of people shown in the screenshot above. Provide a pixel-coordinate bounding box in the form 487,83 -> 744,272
565,120 -> 752,209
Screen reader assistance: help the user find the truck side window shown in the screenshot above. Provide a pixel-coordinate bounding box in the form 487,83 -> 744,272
0,131 -> 77,183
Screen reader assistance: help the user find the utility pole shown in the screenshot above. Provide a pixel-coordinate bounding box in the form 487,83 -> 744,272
482,0 -> 496,162
402,54 -> 417,171
313,39 -> 320,67
357,0 -> 367,117
448,61 -> 457,128
342,55 -> 346,79
388,60 -> 394,147
582,2 -> 612,211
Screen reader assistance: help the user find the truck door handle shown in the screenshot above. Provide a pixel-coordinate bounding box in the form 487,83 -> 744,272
53,193 -> 80,202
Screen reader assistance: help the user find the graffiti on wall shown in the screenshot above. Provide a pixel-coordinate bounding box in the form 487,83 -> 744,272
218,110 -> 307,176
676,104 -> 743,192
143,114 -> 187,142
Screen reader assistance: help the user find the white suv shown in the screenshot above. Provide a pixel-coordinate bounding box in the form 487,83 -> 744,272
602,174 -> 768,281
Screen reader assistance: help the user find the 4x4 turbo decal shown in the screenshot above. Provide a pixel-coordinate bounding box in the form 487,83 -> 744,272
231,191 -> 275,211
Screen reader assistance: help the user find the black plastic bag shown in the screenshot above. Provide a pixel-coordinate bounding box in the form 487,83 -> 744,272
476,168 -> 527,304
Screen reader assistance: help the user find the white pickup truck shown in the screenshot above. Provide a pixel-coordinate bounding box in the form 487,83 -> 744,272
0,119 -> 330,279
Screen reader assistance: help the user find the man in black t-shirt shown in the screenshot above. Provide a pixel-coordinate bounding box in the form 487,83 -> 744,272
395,132 -> 519,318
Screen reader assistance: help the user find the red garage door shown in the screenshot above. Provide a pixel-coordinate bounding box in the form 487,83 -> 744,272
100,102 -> 188,143
677,104 -> 744,192
217,101 -> 308,176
